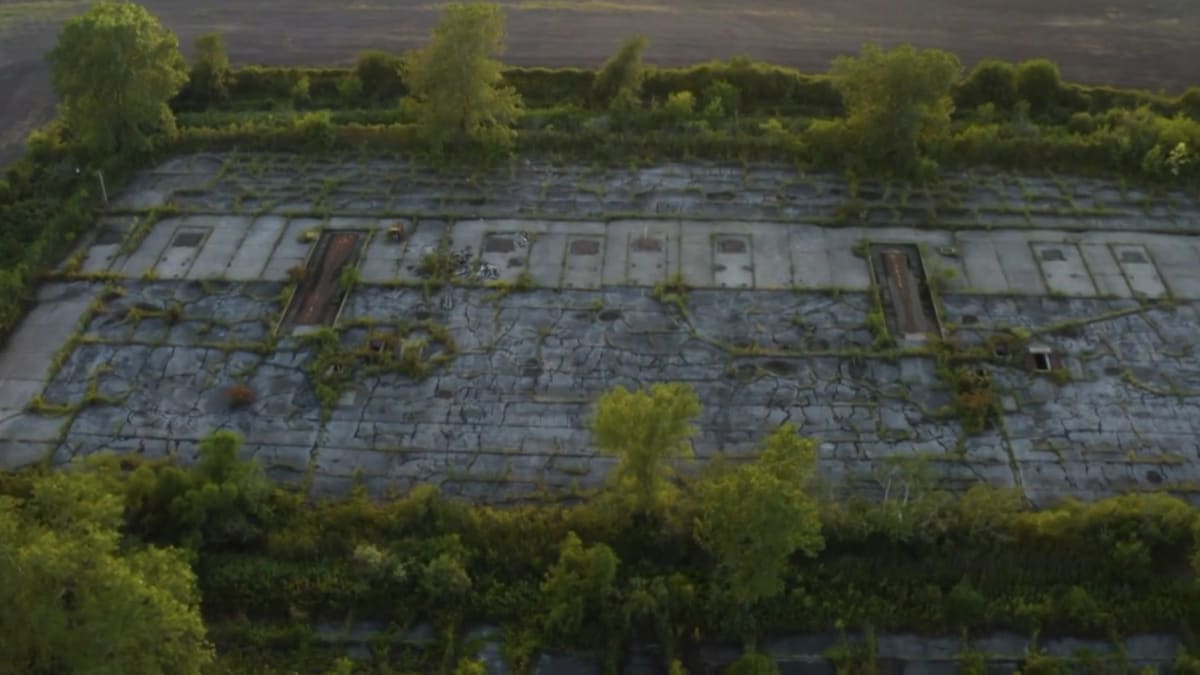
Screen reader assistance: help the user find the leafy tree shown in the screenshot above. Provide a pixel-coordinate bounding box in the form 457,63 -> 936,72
946,577 -> 987,628
702,79 -> 740,119
0,470 -> 213,672
830,43 -> 962,177
955,59 -> 1017,112
659,91 -> 697,128
693,425 -> 824,609
591,382 -> 701,512
188,32 -> 230,107
1015,58 -> 1062,117
540,532 -> 620,644
355,50 -> 406,103
404,2 -> 522,152
124,429 -> 273,548
594,35 -> 649,106
47,1 -> 187,154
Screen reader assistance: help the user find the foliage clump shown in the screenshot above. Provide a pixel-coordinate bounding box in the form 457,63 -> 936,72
0,470 -> 214,672
591,382 -> 701,513
47,0 -> 188,154
829,43 -> 962,178
404,2 -> 523,154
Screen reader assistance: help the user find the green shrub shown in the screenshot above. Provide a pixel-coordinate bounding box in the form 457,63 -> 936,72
184,33 -> 231,109
1182,87 -> 1200,118
955,59 -> 1017,111
658,91 -> 697,128
354,50 -> 406,103
594,35 -> 648,106
1015,59 -> 1062,117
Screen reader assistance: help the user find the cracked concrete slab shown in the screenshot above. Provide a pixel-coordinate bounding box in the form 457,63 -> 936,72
8,155 -> 1200,503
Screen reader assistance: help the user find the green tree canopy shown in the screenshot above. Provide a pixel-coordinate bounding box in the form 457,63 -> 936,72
540,531 -> 620,644
404,2 -> 522,152
591,382 -> 701,512
47,0 -> 187,154
830,43 -> 962,177
188,32 -> 231,107
594,35 -> 649,106
693,424 -> 824,609
0,470 -> 213,673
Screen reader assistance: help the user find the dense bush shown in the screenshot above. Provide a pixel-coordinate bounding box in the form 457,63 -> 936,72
354,50 -> 406,103
16,433 -> 1196,644
1015,59 -> 1064,118
954,59 -> 1017,112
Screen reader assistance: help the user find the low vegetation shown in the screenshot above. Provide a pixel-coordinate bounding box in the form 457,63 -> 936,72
4,386 -> 1200,672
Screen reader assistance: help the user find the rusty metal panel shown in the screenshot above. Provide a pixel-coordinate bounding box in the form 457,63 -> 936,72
283,231 -> 366,328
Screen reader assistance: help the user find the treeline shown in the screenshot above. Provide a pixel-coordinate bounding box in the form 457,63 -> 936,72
166,26 -> 1200,183
6,385 -> 1200,673
175,53 -> 1200,125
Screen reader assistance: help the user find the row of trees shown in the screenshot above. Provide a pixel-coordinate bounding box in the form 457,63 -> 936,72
9,379 -> 1200,671
0,383 -> 824,671
48,1 -> 1137,178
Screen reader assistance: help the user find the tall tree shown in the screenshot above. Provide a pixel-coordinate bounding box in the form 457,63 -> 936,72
47,1 -> 188,154
594,35 -> 649,106
0,470 -> 213,673
404,2 -> 522,152
188,32 -> 231,108
591,382 -> 701,512
830,43 -> 961,177
693,425 -> 824,610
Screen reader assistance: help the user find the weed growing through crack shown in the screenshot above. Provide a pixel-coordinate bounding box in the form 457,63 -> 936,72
300,321 -> 457,419
651,272 -> 689,314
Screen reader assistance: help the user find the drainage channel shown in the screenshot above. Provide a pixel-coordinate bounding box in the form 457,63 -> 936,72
281,230 -> 367,330
869,244 -> 941,342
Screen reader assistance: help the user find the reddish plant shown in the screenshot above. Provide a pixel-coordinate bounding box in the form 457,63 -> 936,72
226,383 -> 255,408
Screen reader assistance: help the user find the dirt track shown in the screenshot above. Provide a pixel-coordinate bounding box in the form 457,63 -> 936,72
2,0 -> 1198,168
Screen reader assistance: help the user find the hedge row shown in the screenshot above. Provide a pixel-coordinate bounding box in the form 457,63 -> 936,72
59,444 -> 1200,662
169,99 -> 1200,183
175,57 -> 1200,126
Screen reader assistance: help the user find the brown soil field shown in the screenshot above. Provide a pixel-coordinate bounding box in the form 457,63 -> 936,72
1,0 -> 1198,168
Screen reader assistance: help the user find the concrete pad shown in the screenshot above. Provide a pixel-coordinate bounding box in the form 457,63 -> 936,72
447,219 -> 481,263
186,216 -> 250,279
712,234 -> 754,289
1112,244 -> 1167,298
994,238 -> 1046,294
956,234 -> 1008,293
118,216 -> 181,278
396,220 -> 447,282
359,226 -> 406,283
0,283 -> 97,415
80,215 -> 137,273
226,215 -> 290,281
678,224 -> 716,287
627,233 -> 671,286
561,235 -> 605,289
751,223 -> 792,289
1144,239 -> 1200,299
0,380 -> 45,410
479,231 -> 533,283
789,226 -> 833,289
823,230 -> 871,290
1079,244 -> 1131,298
1031,242 -> 1096,296
605,221 -> 678,286
262,218 -> 320,281
154,226 -> 209,279
528,232 -> 565,288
